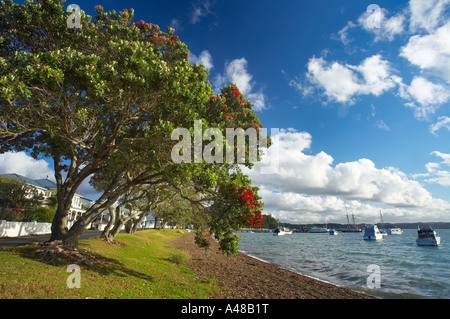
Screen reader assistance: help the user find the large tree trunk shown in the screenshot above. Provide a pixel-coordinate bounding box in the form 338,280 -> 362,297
50,155 -> 98,243
62,214 -> 95,250
50,205 -> 70,242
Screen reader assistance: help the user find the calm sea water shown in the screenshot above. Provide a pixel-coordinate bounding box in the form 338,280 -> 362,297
236,229 -> 450,299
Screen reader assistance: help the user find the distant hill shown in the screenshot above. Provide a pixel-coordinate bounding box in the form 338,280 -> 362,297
280,222 -> 450,230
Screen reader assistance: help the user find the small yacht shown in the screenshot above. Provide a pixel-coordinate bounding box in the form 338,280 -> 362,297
387,227 -> 403,235
273,228 -> 293,236
363,225 -> 384,240
416,226 -> 440,246
329,229 -> 338,235
309,227 -> 330,233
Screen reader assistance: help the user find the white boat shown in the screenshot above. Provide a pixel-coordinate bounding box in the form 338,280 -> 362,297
309,227 -> 330,233
273,228 -> 293,236
387,227 -> 403,235
329,229 -> 338,235
363,225 -> 385,240
416,226 -> 440,246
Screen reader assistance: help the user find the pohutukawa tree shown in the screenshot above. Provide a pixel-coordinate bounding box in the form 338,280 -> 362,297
0,0 -> 271,255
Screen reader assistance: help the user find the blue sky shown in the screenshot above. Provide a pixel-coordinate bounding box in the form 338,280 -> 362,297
1,0 -> 449,224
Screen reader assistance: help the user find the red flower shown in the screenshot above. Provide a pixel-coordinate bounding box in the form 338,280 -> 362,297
136,22 -> 141,27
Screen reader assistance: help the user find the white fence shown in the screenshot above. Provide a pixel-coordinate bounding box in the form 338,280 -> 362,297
0,220 -> 52,238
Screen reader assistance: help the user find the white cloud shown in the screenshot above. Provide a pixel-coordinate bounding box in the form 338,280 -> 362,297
189,50 -> 214,71
400,21 -> 450,83
333,21 -> 357,45
247,92 -> 266,112
169,18 -> 182,31
409,0 -> 450,33
190,0 -> 215,24
433,151 -> 450,166
0,152 -> 54,180
304,55 -> 400,104
359,7 -> 406,42
334,7 -> 405,45
214,58 -> 267,111
222,58 -> 253,95
416,151 -> 450,187
243,129 -> 450,223
376,120 -> 391,131
430,116 -> 450,135
246,129 -> 435,206
399,76 -> 450,120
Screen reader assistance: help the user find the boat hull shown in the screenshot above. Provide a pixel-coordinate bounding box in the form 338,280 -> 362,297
363,234 -> 384,240
363,225 -> 384,240
388,228 -> 403,235
416,237 -> 440,246
273,230 -> 293,236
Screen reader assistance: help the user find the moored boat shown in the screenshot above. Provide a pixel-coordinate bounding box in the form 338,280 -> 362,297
329,229 -> 338,235
363,225 -> 384,240
309,227 -> 330,233
416,226 -> 440,246
273,228 -> 293,236
387,227 -> 403,235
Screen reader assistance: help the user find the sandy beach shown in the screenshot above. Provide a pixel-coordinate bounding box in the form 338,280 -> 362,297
173,233 -> 375,299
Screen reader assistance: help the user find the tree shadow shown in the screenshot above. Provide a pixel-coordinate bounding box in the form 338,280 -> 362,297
16,242 -> 155,283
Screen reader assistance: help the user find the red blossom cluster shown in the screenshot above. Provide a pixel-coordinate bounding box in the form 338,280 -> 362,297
230,184 -> 263,229
133,21 -> 179,46
135,21 -> 154,29
223,112 -> 237,119
227,87 -> 241,97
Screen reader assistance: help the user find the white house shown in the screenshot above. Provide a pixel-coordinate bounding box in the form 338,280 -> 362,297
1,173 -> 95,227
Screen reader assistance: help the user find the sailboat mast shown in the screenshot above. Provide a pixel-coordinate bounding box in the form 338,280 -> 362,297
351,211 -> 356,228
379,210 -> 385,228
346,207 -> 351,230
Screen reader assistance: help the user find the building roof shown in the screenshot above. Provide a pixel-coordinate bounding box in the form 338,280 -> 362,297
2,173 -> 56,190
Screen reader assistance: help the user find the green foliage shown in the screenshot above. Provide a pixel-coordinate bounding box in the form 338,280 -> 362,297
28,206 -> 56,223
0,230 -> 221,298
0,0 -> 271,256
0,175 -> 44,212
168,250 -> 190,265
261,214 -> 279,229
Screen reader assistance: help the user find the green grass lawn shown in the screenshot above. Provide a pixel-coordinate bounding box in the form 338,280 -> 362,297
0,229 -> 221,299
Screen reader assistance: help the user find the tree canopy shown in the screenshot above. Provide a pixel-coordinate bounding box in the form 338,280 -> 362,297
0,0 -> 271,256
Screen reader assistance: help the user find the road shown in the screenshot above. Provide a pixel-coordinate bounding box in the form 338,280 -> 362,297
0,230 -> 103,247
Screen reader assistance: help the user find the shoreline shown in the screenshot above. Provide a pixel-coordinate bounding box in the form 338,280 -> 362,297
238,250 -> 353,291
173,233 -> 375,299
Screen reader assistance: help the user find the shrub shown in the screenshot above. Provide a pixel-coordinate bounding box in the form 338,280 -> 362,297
168,251 -> 190,265
28,207 -> 56,223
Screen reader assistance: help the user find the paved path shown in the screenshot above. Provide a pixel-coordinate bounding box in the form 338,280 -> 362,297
0,230 -> 103,247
